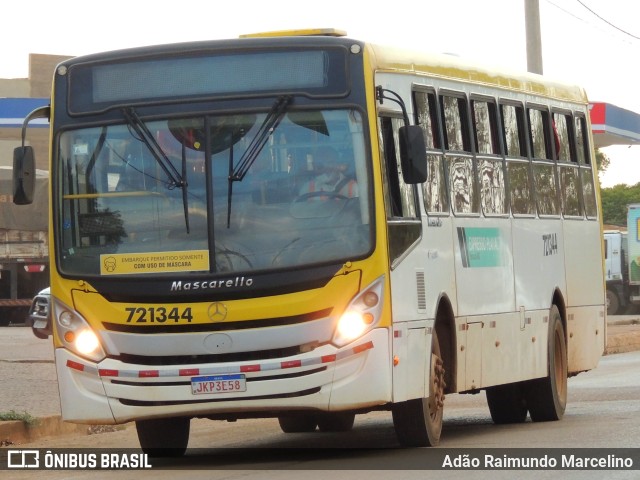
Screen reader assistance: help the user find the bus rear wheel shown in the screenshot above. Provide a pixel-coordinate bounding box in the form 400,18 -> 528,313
525,305 -> 567,421
485,382 -> 528,424
135,417 -> 190,457
392,330 -> 445,447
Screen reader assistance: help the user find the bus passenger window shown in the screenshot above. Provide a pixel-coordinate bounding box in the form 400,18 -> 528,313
472,100 -> 500,155
575,115 -> 598,218
441,95 -> 470,152
449,156 -> 476,214
414,90 -> 448,214
478,158 -> 506,215
554,112 -> 581,217
413,90 -> 440,149
425,154 -> 449,214
575,116 -> 590,165
528,108 -> 550,160
559,167 -> 581,216
552,113 -> 572,162
533,163 -> 560,216
501,104 -> 526,157
473,99 -> 505,215
507,160 -> 534,215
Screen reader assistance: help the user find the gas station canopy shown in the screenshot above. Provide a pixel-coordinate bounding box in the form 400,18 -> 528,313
589,102 -> 640,148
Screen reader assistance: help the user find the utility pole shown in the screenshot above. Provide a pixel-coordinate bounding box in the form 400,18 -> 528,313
525,0 -> 544,74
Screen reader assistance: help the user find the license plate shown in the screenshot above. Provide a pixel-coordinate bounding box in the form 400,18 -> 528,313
191,374 -> 246,395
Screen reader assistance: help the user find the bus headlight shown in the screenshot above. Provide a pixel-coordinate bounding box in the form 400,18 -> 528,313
332,276 -> 384,347
53,297 -> 106,362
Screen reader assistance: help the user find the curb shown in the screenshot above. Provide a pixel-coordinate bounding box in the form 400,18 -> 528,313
0,415 -> 87,445
604,330 -> 640,355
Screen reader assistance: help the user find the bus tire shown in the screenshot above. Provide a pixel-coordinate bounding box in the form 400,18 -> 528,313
277,415 -> 318,433
525,305 -> 567,422
485,382 -> 528,424
392,330 -> 444,447
317,412 -> 355,432
135,417 -> 190,457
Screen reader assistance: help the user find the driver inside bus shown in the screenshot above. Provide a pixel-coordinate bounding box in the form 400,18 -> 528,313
298,146 -> 358,198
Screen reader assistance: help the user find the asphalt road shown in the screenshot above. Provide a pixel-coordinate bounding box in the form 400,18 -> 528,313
3,349 -> 639,480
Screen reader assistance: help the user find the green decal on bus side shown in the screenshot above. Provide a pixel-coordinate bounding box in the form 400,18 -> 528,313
629,209 -> 640,283
457,227 -> 503,268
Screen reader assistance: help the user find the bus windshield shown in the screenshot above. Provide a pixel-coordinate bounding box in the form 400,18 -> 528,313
56,108 -> 371,276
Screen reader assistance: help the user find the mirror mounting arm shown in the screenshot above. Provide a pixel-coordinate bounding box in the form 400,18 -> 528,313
376,86 -> 411,126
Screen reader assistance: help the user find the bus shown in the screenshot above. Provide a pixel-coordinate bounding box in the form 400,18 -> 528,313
14,28 -> 605,454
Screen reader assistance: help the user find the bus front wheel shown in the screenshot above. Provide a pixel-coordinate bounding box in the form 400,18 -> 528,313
525,305 -> 567,422
135,417 -> 190,457
392,330 -> 445,447
317,412 -> 355,432
277,415 -> 318,433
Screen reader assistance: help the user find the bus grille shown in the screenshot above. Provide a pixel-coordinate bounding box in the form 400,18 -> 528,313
110,344 -> 310,365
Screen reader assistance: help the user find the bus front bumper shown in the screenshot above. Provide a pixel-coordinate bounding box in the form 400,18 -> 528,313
54,328 -> 392,424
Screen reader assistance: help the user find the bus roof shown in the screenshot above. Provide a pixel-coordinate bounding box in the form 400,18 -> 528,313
235,27 -> 588,104
365,42 -> 588,104
239,28 -> 347,38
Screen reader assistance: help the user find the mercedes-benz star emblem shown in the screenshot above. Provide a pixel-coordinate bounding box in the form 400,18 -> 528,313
208,302 -> 228,322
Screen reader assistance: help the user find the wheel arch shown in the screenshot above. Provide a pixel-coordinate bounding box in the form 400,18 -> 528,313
551,288 -> 567,347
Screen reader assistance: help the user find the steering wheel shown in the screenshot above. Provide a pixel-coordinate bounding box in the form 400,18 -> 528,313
215,247 -> 253,272
293,191 -> 348,203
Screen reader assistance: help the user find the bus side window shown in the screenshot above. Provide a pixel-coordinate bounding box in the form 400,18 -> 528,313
554,111 -> 581,217
472,98 -> 506,215
441,93 -> 477,214
528,107 -> 553,160
574,115 -> 598,219
441,94 -> 471,152
528,107 -> 560,216
413,89 -> 449,214
501,102 -> 534,215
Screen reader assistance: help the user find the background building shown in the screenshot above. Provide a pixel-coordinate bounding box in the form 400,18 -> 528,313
0,54 -> 71,172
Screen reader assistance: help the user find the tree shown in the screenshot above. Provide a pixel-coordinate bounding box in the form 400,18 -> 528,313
595,149 -> 610,175
600,183 -> 640,227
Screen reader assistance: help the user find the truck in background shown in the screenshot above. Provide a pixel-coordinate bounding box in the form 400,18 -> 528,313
0,167 -> 49,326
604,203 -> 640,316
604,229 -> 628,315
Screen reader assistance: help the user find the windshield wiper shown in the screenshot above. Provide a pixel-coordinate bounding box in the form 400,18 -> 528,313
122,107 -> 190,233
226,95 -> 292,227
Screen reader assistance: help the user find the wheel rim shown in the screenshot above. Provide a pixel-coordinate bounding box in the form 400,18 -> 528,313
429,354 -> 445,422
553,325 -> 567,405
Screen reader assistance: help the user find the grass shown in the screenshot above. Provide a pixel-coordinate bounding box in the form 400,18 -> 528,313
0,410 -> 39,426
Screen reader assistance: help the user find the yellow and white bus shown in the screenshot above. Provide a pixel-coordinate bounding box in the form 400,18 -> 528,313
14,28 -> 605,454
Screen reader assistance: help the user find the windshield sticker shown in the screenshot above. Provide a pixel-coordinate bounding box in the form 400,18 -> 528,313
100,250 -> 209,275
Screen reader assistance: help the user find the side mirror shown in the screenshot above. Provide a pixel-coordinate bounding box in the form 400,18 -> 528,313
13,146 -> 36,205
399,125 -> 427,184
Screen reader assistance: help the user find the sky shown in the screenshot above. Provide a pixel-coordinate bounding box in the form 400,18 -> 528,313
1,0 -> 639,187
